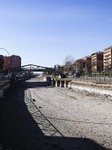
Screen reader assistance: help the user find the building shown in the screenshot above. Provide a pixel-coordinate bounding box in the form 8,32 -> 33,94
91,52 -> 103,75
3,56 -> 10,70
83,56 -> 92,76
0,55 -> 4,72
103,46 -> 112,74
75,58 -> 85,75
10,55 -> 21,69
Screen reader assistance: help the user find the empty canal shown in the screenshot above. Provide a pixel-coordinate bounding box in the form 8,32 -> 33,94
0,77 -> 112,150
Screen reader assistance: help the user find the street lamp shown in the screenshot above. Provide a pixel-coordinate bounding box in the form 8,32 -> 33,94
0,48 -> 10,74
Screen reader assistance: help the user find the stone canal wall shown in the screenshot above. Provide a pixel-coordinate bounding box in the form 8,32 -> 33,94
68,79 -> 112,97
0,80 -> 10,98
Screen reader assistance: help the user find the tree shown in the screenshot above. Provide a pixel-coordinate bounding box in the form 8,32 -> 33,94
64,55 -> 75,74
0,56 -> 4,72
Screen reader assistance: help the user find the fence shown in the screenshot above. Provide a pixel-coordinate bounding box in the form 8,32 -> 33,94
73,76 -> 112,85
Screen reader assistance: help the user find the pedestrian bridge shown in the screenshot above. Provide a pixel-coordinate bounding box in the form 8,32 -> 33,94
10,64 -> 55,73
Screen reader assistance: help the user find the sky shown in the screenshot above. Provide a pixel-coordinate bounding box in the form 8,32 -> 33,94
0,0 -> 112,67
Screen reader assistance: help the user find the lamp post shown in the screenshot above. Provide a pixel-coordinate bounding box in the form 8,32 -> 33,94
0,48 -> 10,74
0,48 -> 10,56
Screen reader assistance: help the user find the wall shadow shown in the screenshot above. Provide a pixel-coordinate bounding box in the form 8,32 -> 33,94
0,79 -> 110,150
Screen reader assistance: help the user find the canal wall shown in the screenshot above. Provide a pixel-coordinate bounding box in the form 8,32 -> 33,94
68,79 -> 112,97
0,77 -> 28,98
0,81 -> 10,98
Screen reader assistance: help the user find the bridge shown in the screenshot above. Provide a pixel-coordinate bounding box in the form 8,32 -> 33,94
10,64 -> 55,73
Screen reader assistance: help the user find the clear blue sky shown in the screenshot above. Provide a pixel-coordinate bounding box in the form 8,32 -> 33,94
0,0 -> 112,67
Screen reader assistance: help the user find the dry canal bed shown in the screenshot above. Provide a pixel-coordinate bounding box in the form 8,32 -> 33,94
0,77 -> 112,150
25,77 -> 112,150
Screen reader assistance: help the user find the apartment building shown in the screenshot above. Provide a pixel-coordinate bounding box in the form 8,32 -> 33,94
83,56 -> 92,76
91,52 -> 103,75
75,58 -> 85,75
10,55 -> 21,69
3,56 -> 10,70
1,55 -> 21,71
103,46 -> 112,72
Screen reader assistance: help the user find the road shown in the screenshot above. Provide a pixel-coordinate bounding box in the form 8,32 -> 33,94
0,77 -> 112,150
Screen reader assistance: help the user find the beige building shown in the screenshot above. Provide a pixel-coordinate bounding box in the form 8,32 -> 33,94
103,46 -> 112,73
91,52 -> 103,75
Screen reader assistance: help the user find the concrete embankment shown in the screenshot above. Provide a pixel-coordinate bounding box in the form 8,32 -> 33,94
68,79 -> 112,97
0,80 -> 11,98
0,77 -> 29,98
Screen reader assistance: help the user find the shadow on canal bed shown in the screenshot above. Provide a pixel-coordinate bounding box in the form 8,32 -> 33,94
0,80 -> 110,150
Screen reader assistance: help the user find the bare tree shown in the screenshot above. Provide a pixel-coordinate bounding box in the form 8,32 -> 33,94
64,55 -> 75,74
